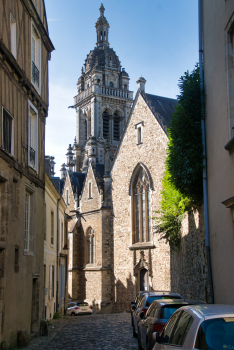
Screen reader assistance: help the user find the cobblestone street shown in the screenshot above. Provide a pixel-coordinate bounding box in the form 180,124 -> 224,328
20,313 -> 138,350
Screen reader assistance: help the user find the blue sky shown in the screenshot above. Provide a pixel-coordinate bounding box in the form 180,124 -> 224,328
44,0 -> 198,175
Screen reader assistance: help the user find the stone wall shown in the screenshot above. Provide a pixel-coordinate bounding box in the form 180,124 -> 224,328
111,93 -> 171,313
171,204 -> 211,303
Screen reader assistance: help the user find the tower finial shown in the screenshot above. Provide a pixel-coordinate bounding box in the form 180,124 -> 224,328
99,3 -> 105,16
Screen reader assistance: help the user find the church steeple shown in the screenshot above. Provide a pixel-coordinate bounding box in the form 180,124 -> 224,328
95,3 -> 110,47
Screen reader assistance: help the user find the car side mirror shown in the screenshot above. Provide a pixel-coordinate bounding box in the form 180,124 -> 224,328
153,332 -> 161,343
132,305 -> 136,310
140,311 -> 144,319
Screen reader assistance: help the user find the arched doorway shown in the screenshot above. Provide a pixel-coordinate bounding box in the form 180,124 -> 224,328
140,268 -> 149,291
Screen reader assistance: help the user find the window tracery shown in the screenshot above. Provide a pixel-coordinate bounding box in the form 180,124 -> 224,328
87,228 -> 95,264
133,168 -> 151,243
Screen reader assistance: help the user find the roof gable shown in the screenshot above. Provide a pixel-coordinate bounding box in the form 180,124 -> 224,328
110,90 -> 177,172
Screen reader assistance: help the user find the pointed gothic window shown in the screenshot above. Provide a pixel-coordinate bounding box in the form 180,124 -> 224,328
87,228 -> 95,264
114,113 -> 120,141
103,111 -> 109,139
132,167 -> 151,243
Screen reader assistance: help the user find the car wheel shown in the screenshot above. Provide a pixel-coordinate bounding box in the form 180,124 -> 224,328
71,312 -> 75,316
138,331 -> 143,350
133,325 -> 137,338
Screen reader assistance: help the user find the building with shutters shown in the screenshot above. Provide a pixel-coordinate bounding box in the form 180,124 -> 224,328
0,0 -> 54,347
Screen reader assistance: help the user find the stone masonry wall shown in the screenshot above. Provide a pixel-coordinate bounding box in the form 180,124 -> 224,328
111,93 -> 171,313
171,204 -> 211,303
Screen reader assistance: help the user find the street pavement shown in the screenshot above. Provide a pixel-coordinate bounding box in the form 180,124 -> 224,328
19,313 -> 138,350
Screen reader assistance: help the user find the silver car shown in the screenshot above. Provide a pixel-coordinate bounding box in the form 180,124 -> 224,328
152,304 -> 234,349
67,302 -> 92,316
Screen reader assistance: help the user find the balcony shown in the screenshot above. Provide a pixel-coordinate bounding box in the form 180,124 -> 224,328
74,85 -> 133,105
32,61 -> 39,88
29,146 -> 35,167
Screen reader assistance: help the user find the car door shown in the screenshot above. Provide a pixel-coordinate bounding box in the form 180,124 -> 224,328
155,310 -> 194,349
135,296 -> 146,332
154,311 -> 181,349
142,303 -> 158,349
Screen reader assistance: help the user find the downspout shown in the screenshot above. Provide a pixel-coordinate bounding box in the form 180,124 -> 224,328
56,198 -> 61,312
198,0 -> 214,304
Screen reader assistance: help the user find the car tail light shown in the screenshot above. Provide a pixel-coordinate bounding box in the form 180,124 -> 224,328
153,323 -> 166,332
74,307 -> 80,309
89,306 -> 92,309
141,308 -> 147,314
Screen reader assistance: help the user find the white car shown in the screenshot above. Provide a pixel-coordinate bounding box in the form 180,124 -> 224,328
152,304 -> 234,349
67,302 -> 92,316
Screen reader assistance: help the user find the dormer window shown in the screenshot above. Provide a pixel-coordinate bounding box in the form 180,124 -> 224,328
135,121 -> 144,145
109,82 -> 114,88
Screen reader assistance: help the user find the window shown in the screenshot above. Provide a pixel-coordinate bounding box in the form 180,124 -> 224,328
195,317 -> 234,350
24,191 -> 30,251
132,167 -> 151,243
109,81 -> 114,87
49,265 -> 55,298
66,189 -> 69,205
88,181 -> 92,199
28,103 -> 38,170
61,222 -> 64,249
14,247 -> 19,273
87,228 -> 95,264
52,265 -> 55,297
51,211 -> 54,245
160,311 -> 182,344
31,24 -> 41,91
113,113 -> 120,141
138,127 -> 142,144
170,311 -> 193,346
2,108 -> 13,155
10,14 -> 17,58
103,111 -> 109,139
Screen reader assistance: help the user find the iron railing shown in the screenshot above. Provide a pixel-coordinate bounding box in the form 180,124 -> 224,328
29,146 -> 35,167
32,61 -> 39,88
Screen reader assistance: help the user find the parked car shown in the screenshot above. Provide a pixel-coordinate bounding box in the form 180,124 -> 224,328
132,292 -> 183,338
67,302 -> 92,316
131,291 -> 150,326
138,299 -> 189,350
152,304 -> 234,349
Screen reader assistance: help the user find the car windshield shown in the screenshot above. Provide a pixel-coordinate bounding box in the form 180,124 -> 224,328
195,317 -> 234,350
145,296 -> 165,307
160,305 -> 184,319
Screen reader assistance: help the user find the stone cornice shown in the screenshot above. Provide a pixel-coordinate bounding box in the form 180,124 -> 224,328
21,0 -> 54,53
0,40 -> 48,116
224,137 -> 234,154
221,196 -> 234,208
129,241 -> 156,250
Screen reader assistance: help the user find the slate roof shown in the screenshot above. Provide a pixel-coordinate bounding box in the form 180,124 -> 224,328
51,177 -> 65,195
143,92 -> 177,128
69,172 -> 86,197
92,164 -> 105,192
85,46 -> 121,72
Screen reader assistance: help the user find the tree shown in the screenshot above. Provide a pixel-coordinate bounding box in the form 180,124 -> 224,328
167,65 -> 203,202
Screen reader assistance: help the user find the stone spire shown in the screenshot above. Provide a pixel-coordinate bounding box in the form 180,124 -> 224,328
95,3 -> 110,47
65,144 -> 75,173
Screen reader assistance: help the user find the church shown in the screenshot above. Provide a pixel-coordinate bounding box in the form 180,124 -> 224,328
60,4 -> 177,313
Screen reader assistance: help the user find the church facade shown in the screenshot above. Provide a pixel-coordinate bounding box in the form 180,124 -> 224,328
61,4 -> 177,313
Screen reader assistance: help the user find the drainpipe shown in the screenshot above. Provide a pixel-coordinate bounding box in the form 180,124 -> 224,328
198,0 -> 214,304
56,198 -> 61,312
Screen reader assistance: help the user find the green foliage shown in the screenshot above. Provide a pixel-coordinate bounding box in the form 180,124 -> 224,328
154,170 -> 192,250
53,312 -> 61,319
167,65 -> 203,202
154,65 -> 203,249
